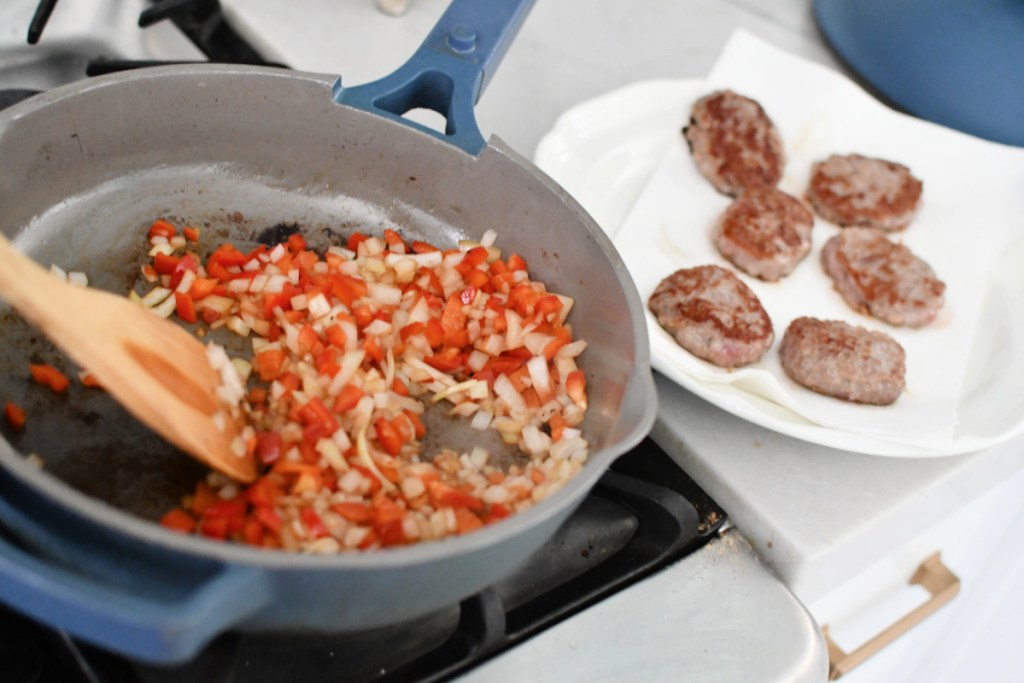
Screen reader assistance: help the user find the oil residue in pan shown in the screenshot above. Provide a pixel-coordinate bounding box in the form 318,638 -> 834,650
0,309 -> 205,520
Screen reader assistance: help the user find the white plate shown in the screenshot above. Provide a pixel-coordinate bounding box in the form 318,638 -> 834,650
536,77 -> 1024,457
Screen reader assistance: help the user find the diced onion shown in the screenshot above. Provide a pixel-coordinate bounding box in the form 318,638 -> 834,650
366,282 -> 402,306
150,293 -> 177,318
141,286 -> 172,308
265,274 -> 289,293
248,274 -> 269,293
225,316 -> 251,337
175,269 -> 196,294
493,375 -> 528,419
527,356 -> 552,399
307,293 -> 331,319
470,409 -> 492,431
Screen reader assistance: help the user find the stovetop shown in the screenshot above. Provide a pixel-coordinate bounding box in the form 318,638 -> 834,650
0,438 -> 725,683
0,0 -> 274,109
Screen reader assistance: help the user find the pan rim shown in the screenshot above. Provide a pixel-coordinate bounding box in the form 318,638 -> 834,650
0,64 -> 658,571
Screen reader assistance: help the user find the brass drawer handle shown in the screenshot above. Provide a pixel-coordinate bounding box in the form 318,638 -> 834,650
823,552 -> 960,680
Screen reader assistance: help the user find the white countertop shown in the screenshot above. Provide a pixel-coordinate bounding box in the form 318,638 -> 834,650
652,372 -> 1024,602
464,530 -> 827,683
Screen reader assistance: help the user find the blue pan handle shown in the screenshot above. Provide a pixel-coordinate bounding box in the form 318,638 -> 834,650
0,491 -> 270,664
333,0 -> 536,156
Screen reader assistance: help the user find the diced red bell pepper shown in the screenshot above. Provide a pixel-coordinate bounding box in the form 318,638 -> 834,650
324,324 -> 348,349
188,276 -> 219,301
242,518 -> 264,546
346,231 -> 368,252
332,384 -> 365,413
465,268 -> 490,290
372,495 -> 407,547
254,432 -> 283,466
374,417 -> 404,456
403,409 -> 426,439
566,370 -> 587,408
424,319 -> 445,348
29,364 -> 70,393
207,243 -> 248,270
454,507 -> 484,534
544,326 -> 572,360
507,253 -> 527,271
428,481 -> 485,511
296,324 -> 320,355
152,252 -> 182,275
440,291 -> 467,336
383,228 -> 406,251
363,335 -> 383,364
535,294 -> 563,317
399,322 -> 424,342
3,401 -> 26,431
410,240 -> 439,254
203,499 -> 247,519
168,253 -> 198,289
174,292 -> 197,324
160,507 -> 197,533
375,519 -> 406,547
331,501 -> 375,525
297,397 -> 337,429
352,305 -> 374,330
293,251 -> 318,273
262,289 -> 295,319
391,377 -> 410,397
198,516 -> 230,540
286,233 -> 307,252
302,420 -> 335,446
190,481 -> 218,516
300,508 -> 329,539
254,349 -> 287,382
148,219 -> 177,239
254,506 -> 283,534
424,347 -> 464,374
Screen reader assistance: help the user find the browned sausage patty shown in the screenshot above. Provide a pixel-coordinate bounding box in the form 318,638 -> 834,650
806,154 -> 923,231
648,265 -> 774,368
779,317 -> 906,405
821,227 -> 945,328
714,186 -> 815,282
683,90 -> 785,197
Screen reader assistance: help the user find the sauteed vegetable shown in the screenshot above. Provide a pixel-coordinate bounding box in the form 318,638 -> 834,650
137,221 -> 589,552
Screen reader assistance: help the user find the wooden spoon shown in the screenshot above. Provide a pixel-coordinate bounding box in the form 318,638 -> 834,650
0,232 -> 258,483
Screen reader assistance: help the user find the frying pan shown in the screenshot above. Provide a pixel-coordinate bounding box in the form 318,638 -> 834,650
0,0 -> 656,664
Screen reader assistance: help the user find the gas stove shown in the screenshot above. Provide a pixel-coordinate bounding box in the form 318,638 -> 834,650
0,2 -> 828,681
